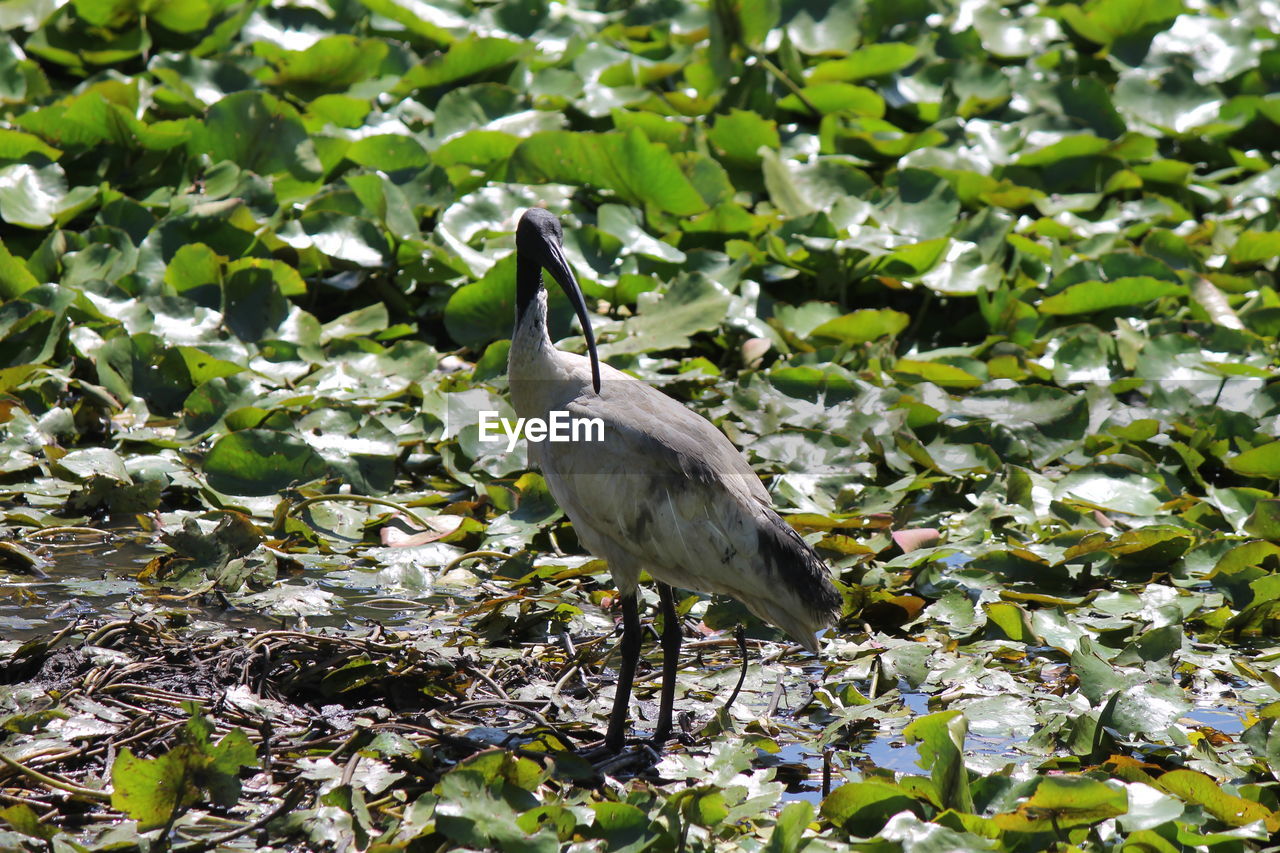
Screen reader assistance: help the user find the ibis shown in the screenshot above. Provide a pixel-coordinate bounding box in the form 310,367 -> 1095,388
507,207 -> 841,751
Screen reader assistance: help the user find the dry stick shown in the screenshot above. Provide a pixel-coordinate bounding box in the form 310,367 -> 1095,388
256,644 -> 271,695
764,675 -> 785,720
339,752 -> 362,789
245,629 -> 404,655
172,784 -> 308,853
559,629 -> 577,660
324,731 -> 365,762
290,731 -> 349,752
20,526 -> 116,541
21,715 -> 184,771
258,721 -> 274,776
152,582 -> 218,602
92,720 -> 187,756
560,627 -> 599,686
0,790 -> 53,809
683,636 -> 767,652
442,550 -> 510,573
82,665 -> 118,696
0,752 -> 110,803
286,494 -> 433,530
552,632 -> 610,674
540,663 -> 587,716
3,748 -> 81,770
98,683 -> 204,702
759,641 -> 811,665
358,597 -> 431,609
95,694 -> 190,722
445,700 -> 561,733
403,720 -> 582,764
83,618 -> 141,646
538,632 -> 614,716
471,665 -> 510,701
39,617 -> 85,650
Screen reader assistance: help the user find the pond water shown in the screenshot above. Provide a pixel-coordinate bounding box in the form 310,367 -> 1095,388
2,530 -> 154,641
2,524 -> 1267,797
1,527 -> 463,641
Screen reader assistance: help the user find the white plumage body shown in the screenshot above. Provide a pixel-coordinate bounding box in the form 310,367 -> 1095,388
510,289 -> 837,651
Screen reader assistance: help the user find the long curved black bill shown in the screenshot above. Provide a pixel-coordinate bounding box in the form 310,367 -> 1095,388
543,240 -> 602,394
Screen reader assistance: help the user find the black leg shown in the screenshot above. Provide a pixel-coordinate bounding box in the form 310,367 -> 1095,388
722,624 -> 749,714
653,583 -> 681,746
604,592 -> 641,752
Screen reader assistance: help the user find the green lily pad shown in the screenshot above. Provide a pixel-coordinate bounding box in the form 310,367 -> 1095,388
204,430 -> 329,496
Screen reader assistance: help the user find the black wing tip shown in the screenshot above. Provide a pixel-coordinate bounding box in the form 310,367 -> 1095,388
758,512 -> 842,618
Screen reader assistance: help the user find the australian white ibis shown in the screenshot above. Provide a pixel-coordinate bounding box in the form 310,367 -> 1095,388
507,207 -> 841,751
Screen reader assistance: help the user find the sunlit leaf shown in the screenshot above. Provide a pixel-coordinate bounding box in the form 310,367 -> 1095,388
1227,442 -> 1280,479
1156,769 -> 1279,829
198,91 -> 323,180
397,34 -> 527,89
508,129 -> 709,216
259,36 -> 390,93
821,780 -> 922,837
994,775 -> 1128,831
903,710 -> 973,812
1060,0 -> 1183,46
1040,277 -> 1185,315
809,43 -> 918,82
1229,231 -> 1280,265
810,309 -> 909,344
204,430 -> 329,495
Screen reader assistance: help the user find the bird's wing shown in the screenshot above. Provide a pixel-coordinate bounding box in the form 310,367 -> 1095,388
547,374 -> 770,508
534,379 -> 838,648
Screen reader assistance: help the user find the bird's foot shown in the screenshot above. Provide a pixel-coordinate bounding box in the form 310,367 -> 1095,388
575,735 -> 665,773
589,741 -> 662,775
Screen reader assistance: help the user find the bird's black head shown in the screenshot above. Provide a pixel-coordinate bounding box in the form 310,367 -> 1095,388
516,207 -> 563,255
515,208 -> 601,394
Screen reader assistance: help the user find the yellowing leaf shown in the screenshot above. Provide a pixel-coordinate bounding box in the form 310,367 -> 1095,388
1157,769 -> 1279,830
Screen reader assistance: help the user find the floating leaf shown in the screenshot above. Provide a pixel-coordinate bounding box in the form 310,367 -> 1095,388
809,43 -> 918,82
707,109 -> 780,166
204,430 -> 329,496
893,359 -> 983,389
811,309 -> 910,344
0,240 -> 39,297
995,776 -> 1128,831
507,129 -> 709,216
397,35 -> 527,90
821,781 -> 923,837
0,162 -> 90,228
903,710 -> 973,812
1060,0 -> 1183,46
1230,231 -> 1280,266
1227,442 -> 1280,479
260,36 -> 390,93
199,91 -> 323,180
1156,769 -> 1279,830
1040,277 -> 1185,315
